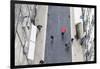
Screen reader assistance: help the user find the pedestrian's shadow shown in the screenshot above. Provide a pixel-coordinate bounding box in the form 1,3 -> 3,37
61,34 -> 67,42
62,35 -> 64,40
65,44 -> 69,51
51,40 -> 54,44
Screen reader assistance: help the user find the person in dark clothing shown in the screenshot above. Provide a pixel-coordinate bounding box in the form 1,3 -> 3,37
61,26 -> 66,39
71,38 -> 74,43
39,60 -> 44,64
37,25 -> 42,31
50,35 -> 54,43
51,35 -> 54,40
65,43 -> 68,47
65,43 -> 69,50
61,32 -> 64,36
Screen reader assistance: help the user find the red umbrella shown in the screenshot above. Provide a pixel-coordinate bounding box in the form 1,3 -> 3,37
61,26 -> 67,33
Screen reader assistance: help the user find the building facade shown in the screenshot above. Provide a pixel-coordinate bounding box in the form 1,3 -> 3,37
15,4 -> 48,65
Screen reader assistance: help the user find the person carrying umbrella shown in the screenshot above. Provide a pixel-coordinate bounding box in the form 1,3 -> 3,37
60,26 -> 67,39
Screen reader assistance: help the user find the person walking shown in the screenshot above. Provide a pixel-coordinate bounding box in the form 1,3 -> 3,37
61,26 -> 67,39
39,60 -> 44,64
50,35 -> 54,43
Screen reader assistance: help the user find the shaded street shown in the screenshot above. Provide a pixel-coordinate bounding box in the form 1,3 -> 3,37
45,6 -> 72,64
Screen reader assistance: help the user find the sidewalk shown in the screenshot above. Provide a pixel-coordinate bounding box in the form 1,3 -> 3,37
72,38 -> 84,62
33,5 -> 48,64
70,7 -> 84,62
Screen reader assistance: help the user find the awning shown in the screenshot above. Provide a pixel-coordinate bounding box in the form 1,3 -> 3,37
27,24 -> 37,61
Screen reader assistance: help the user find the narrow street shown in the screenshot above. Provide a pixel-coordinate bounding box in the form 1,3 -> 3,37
44,6 -> 72,63
14,4 -> 95,65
